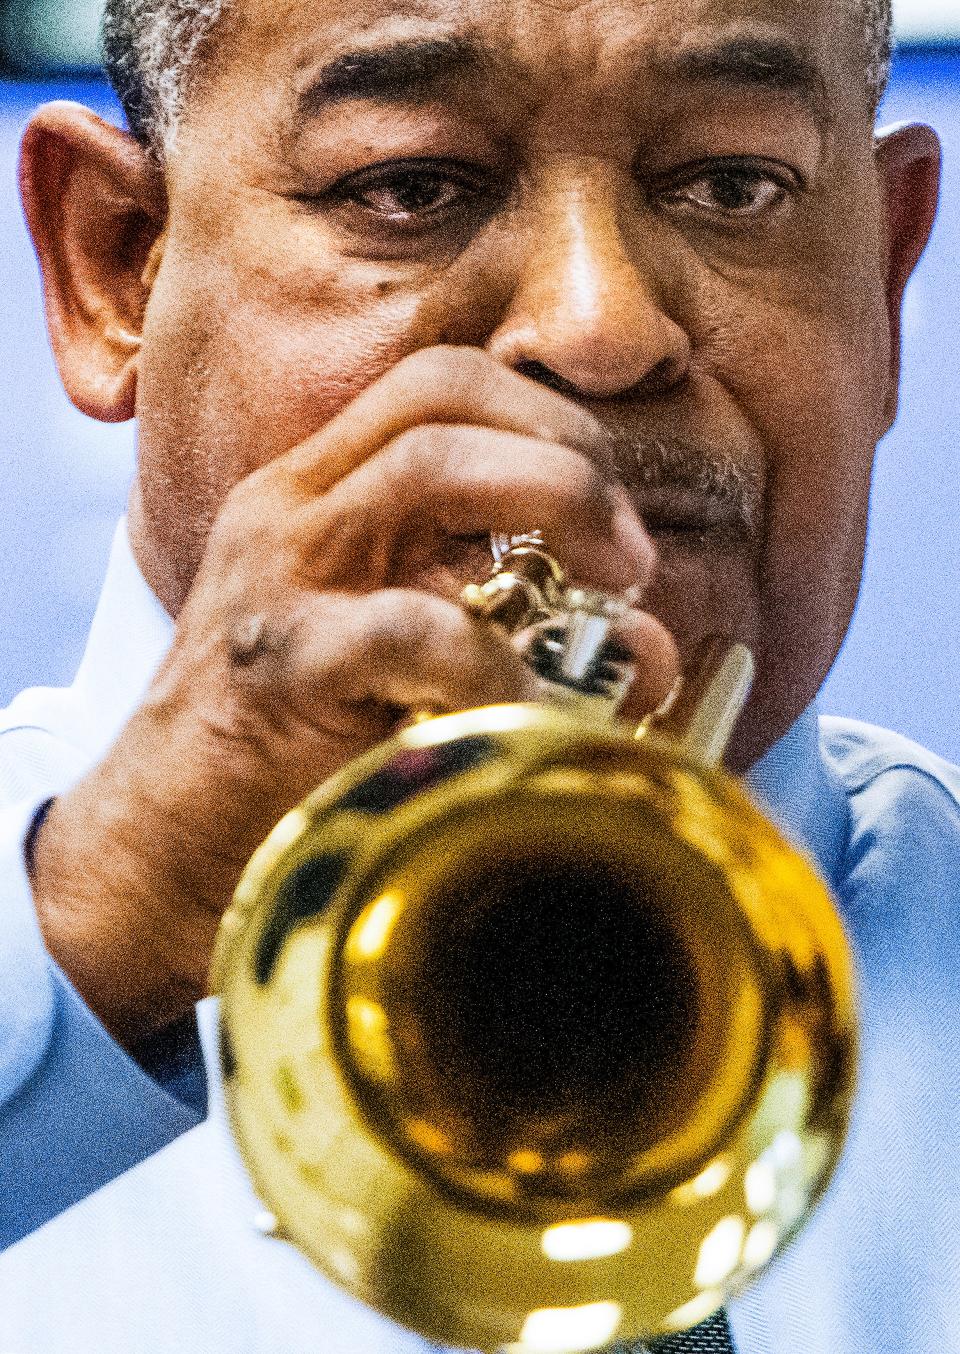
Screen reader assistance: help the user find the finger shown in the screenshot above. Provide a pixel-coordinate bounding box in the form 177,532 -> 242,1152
607,609 -> 682,724
280,346 -> 617,492
275,589 -> 541,727
300,427 -> 655,595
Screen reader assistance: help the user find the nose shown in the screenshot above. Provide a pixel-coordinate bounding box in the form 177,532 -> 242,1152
488,176 -> 691,401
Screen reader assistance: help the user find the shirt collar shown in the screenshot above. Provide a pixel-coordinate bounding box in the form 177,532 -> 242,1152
745,703 -> 850,894
72,519 -> 849,891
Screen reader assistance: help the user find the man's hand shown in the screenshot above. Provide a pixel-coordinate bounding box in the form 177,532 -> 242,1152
30,348 -> 679,1047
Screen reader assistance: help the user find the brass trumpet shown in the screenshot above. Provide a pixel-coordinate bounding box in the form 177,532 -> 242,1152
212,536 -> 857,1353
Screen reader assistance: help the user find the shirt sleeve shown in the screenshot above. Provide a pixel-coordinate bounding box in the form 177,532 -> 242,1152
0,794 -> 205,1249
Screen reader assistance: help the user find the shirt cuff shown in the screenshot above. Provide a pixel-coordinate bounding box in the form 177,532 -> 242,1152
0,796 -> 206,1249
0,796 -> 57,1104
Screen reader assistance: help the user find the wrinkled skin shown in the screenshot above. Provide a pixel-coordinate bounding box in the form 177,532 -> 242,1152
18,0 -> 940,1040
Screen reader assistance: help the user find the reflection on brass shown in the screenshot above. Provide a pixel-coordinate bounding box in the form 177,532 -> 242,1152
212,535 -> 857,1353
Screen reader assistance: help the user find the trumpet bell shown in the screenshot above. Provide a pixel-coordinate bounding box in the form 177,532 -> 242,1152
213,702 -> 856,1353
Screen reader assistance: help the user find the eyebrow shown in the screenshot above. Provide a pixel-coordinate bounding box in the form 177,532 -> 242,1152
294,31 -> 829,127
670,36 -> 829,124
296,36 -> 485,118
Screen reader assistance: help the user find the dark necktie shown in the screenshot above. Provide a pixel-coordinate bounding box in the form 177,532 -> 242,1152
612,1308 -> 737,1353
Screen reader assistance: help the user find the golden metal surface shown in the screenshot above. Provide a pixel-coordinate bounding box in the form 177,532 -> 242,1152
212,540 -> 857,1353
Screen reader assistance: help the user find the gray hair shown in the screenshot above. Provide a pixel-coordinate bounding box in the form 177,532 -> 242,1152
101,0 -> 227,153
102,0 -> 894,160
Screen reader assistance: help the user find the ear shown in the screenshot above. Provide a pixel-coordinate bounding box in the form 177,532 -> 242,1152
874,122 -> 941,431
19,101 -> 167,424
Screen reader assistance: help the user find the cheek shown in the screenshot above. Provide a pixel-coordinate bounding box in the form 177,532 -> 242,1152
213,303 -> 423,474
699,260 -> 886,567
137,218 -> 475,502
684,224 -> 890,698
752,309 -> 884,618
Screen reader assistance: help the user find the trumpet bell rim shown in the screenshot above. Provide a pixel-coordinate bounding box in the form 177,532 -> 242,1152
214,703 -> 858,1352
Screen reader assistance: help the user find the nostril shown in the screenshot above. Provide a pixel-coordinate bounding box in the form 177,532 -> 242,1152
514,358 -> 584,398
516,354 -> 687,402
640,353 -> 690,399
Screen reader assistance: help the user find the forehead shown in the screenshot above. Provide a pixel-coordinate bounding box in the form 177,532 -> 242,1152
232,0 -> 853,92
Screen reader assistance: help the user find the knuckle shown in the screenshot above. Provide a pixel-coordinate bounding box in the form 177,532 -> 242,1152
387,424 -> 452,478
553,453 -> 615,522
209,485 -> 249,547
364,588 -> 485,675
414,345 -> 494,405
221,464 -> 273,519
223,603 -> 301,689
433,343 -> 492,383
363,588 -> 439,665
212,467 -> 295,559
227,612 -> 283,670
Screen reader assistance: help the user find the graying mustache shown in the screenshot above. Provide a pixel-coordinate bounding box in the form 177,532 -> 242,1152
608,435 -> 764,540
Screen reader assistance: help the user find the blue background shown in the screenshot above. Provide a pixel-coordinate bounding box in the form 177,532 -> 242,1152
2,57 -> 959,758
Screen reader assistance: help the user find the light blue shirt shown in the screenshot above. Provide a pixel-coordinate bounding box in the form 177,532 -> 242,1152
1,521 -> 959,1352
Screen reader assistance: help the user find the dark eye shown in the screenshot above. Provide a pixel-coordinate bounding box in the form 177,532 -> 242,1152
332,162 -> 484,224
664,165 -> 793,220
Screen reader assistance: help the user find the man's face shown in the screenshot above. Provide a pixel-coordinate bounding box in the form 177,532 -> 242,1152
132,0 -> 903,763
